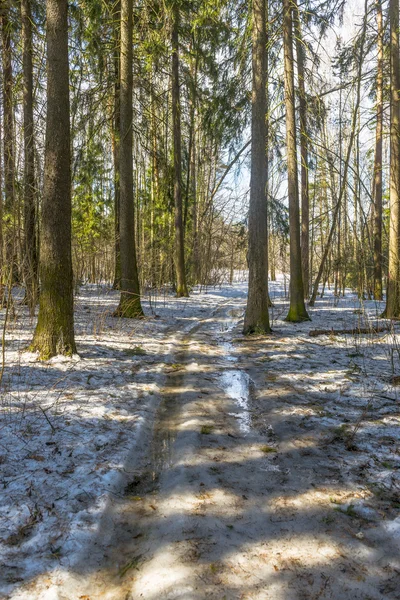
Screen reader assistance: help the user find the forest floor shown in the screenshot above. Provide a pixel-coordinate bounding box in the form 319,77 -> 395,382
1,277 -> 400,599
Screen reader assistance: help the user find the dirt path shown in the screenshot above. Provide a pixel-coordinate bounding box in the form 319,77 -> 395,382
34,297 -> 400,599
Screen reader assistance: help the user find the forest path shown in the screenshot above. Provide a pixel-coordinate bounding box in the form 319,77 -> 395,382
59,294 -> 398,600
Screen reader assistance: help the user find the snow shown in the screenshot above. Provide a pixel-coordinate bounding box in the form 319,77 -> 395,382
1,276 -> 400,598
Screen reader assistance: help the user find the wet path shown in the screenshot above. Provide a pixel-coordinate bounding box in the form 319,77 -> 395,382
58,299 -> 399,600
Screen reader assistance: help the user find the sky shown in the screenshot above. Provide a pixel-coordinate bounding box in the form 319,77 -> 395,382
218,0 -> 375,224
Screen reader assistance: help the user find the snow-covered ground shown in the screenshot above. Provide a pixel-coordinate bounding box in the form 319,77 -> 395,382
0,281 -> 250,598
1,277 -> 400,599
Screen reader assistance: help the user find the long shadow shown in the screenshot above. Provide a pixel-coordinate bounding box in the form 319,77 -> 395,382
1,295 -> 400,599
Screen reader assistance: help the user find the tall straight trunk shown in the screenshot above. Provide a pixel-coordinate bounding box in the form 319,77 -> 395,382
1,0 -> 15,280
243,0 -> 270,334
373,0 -> 383,300
22,0 -> 38,313
335,87 -> 343,297
283,0 -> 309,321
112,0 -> 121,290
30,0 -> 76,358
294,1 -> 309,298
171,3 -> 188,297
150,83 -> 157,286
184,45 -> 197,233
114,0 -> 143,317
385,0 -> 400,317
191,122 -> 199,282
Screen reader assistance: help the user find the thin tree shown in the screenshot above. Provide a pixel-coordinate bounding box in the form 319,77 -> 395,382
294,0 -> 309,299
283,0 -> 310,321
171,2 -> 189,297
309,0 -> 368,307
1,0 -> 15,283
114,0 -> 144,317
22,0 -> 38,313
243,0 -> 270,334
384,0 -> 400,317
30,0 -> 76,358
112,0 -> 121,290
373,0 -> 383,301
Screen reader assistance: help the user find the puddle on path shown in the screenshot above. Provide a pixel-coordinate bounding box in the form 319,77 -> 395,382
126,350 -> 186,496
220,369 -> 254,434
218,306 -> 256,435
128,305 -> 252,494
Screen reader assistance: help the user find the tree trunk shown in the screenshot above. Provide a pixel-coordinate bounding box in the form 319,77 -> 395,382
114,0 -> 143,317
22,0 -> 38,314
1,0 -> 15,282
385,0 -> 400,317
112,0 -> 121,290
171,3 -> 189,297
294,1 -> 309,299
243,0 -> 270,334
373,0 -> 383,301
283,0 -> 309,322
30,0 -> 76,359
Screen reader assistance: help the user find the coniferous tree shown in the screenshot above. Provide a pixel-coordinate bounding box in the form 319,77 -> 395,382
373,0 -> 383,301
171,2 -> 189,297
294,1 -> 309,299
243,0 -> 270,334
114,0 -> 144,317
22,0 -> 38,313
112,0 -> 121,290
283,0 -> 310,322
384,0 -> 400,317
30,0 -> 76,358
1,0 -> 15,283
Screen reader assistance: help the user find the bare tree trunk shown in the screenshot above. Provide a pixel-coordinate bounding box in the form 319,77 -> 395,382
22,0 -> 38,314
385,0 -> 400,317
114,0 -> 143,317
112,0 -> 121,290
283,0 -> 309,322
171,3 -> 189,297
294,1 -> 309,298
243,0 -> 270,334
30,0 -> 76,358
373,0 -> 383,301
1,0 -> 15,283
191,122 -> 199,282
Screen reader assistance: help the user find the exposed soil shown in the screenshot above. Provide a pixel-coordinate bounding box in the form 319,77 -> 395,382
2,282 -> 400,599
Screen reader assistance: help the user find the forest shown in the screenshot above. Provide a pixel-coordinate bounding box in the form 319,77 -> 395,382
1,0 -> 400,598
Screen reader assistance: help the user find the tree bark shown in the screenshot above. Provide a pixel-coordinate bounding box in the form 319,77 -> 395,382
294,1 -> 309,299
114,0 -> 143,317
385,0 -> 400,317
243,0 -> 270,334
171,2 -> 189,297
22,0 -> 38,314
112,0 -> 121,290
373,0 -> 383,300
30,0 -> 76,358
283,0 -> 309,322
1,0 -> 15,282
